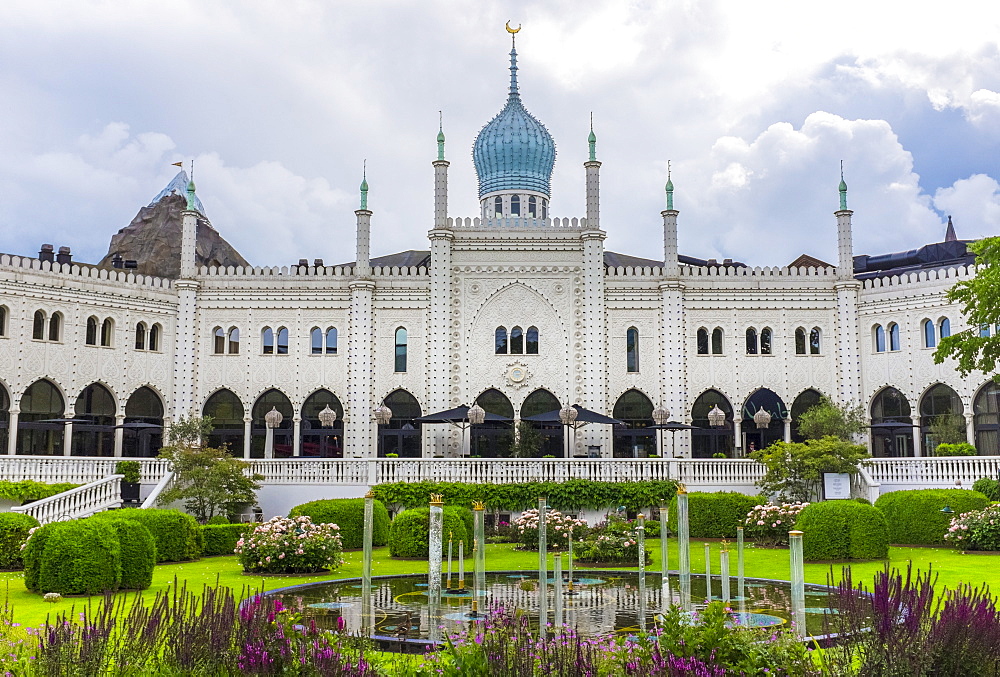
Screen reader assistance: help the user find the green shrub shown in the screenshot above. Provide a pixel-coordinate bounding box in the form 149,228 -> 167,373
875,489 -> 991,545
972,477 -> 1000,502
114,460 -> 142,484
288,498 -> 390,549
944,504 -> 1000,551
668,492 -> 763,538
202,524 -> 251,556
935,442 -> 976,457
34,520 -> 122,595
92,508 -> 201,562
206,515 -> 230,525
22,521 -> 61,590
236,516 -> 343,574
795,501 -> 889,561
388,506 -> 471,558
0,480 -> 80,503
106,519 -> 156,590
0,513 -> 39,570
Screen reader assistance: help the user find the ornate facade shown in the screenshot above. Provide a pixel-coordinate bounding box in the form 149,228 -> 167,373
0,38 -> 996,461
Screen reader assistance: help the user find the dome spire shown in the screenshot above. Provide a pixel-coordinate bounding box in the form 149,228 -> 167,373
665,160 -> 674,210
436,111 -> 446,161
839,160 -> 848,210
506,21 -> 521,97
185,160 -> 198,212
360,160 -> 369,210
588,113 -> 597,162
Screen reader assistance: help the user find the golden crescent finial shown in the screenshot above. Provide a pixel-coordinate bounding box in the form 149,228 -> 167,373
505,21 -> 521,34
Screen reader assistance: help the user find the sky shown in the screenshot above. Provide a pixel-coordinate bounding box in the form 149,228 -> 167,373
1,0 -> 999,268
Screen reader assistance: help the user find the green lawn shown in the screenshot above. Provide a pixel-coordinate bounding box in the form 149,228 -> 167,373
3,539 -> 997,627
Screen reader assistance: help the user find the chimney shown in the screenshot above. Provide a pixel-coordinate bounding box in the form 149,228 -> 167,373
707,258 -> 718,266
313,258 -> 324,267
298,258 -> 308,267
723,258 -> 733,266
111,253 -> 123,269
39,244 -> 54,262
56,246 -> 72,265
124,260 -> 138,269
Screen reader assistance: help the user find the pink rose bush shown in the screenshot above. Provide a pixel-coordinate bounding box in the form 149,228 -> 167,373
944,504 -> 1000,551
513,508 -> 588,551
744,502 -> 808,546
235,515 -> 344,574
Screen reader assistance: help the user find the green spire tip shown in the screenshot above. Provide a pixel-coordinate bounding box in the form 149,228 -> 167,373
665,161 -> 674,210
437,111 -> 445,161
839,160 -> 848,210
588,113 -> 597,162
360,161 -> 369,210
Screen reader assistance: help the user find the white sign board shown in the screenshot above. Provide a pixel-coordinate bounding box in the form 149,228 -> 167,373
823,472 -> 852,500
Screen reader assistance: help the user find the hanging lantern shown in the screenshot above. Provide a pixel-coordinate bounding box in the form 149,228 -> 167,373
559,405 -> 579,426
707,405 -> 726,427
468,403 -> 486,425
652,405 -> 670,426
264,406 -> 284,429
753,407 -> 772,430
373,404 -> 393,426
318,405 -> 338,428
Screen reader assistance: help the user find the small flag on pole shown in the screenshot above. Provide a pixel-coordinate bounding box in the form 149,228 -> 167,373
171,162 -> 183,167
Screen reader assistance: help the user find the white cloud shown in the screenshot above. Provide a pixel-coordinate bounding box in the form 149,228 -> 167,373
933,174 -> 1000,236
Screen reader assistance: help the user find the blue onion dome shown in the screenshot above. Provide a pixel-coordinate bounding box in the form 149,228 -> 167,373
472,43 -> 556,198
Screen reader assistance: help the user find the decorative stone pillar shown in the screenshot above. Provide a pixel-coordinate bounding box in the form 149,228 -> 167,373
7,410 -> 18,455
292,416 -> 301,457
347,279 -> 375,458
912,421 -> 922,458
243,416 -> 252,459
966,412 -> 976,446
114,413 -> 125,457
581,227 -> 607,455
427,226 -> 454,457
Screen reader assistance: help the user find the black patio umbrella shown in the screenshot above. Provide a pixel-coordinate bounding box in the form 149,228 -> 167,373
115,422 -> 164,430
36,417 -> 90,424
415,405 -> 511,425
868,421 -> 913,432
522,404 -> 623,426
647,421 -> 698,431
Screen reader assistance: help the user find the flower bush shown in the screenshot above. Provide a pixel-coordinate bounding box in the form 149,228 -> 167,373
513,508 -> 587,550
575,514 -> 652,565
743,502 -> 808,546
944,504 -> 1000,551
235,516 -> 343,574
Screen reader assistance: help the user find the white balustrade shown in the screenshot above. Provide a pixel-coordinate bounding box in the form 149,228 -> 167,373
141,471 -> 175,508
0,457 -> 169,485
11,474 -> 123,524
866,457 -> 1000,489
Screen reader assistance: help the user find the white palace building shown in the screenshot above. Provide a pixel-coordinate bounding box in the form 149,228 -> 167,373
0,35 -> 998,519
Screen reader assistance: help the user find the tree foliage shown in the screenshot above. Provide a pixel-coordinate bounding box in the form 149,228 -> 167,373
508,421 -> 543,458
750,436 -> 869,502
928,414 -> 969,448
934,236 -> 1000,377
796,396 -> 866,441
167,415 -> 215,447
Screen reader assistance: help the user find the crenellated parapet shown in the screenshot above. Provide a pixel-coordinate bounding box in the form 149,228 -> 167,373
448,216 -> 587,230
0,254 -> 173,290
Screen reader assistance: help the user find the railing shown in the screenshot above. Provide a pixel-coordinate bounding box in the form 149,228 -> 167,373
853,464 -> 882,503
141,471 -> 175,508
11,474 -> 123,524
867,456 -> 1000,488
0,457 -> 170,484
670,459 -> 765,487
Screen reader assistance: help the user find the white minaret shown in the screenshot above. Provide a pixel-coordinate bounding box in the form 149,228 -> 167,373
833,166 -> 862,412
347,173 -> 375,457
173,172 -> 201,423
662,163 -> 679,278
659,165 -> 687,455
581,123 -> 608,455
428,122 -> 454,455
585,116 -> 600,228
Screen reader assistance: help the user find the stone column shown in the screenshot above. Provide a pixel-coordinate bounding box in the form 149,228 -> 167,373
7,410 -> 18,455
292,416 -> 301,457
912,421 -> 922,457
243,416 -> 252,459
966,412 -> 976,446
581,228 -> 607,455
428,227 -> 454,457
347,279 -> 375,458
173,207 -> 201,422
114,413 -> 125,457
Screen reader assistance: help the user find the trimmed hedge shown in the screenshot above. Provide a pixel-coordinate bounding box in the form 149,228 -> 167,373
0,513 -> 39,570
22,521 -> 60,591
795,500 -> 889,561
0,480 -> 80,503
288,498 -> 390,549
202,524 -> 252,556
32,520 -> 122,595
875,489 -> 991,545
388,506 -> 472,558
107,519 -> 156,590
667,492 -> 763,538
92,508 -> 201,562
972,478 -> 1000,502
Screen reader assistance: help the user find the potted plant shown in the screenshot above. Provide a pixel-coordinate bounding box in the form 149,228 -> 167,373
115,460 -> 142,504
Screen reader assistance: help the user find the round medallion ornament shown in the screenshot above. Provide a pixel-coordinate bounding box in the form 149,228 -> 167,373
505,362 -> 530,389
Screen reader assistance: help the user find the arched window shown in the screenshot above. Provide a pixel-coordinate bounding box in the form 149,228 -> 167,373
472,389 -> 515,458
228,327 -> 240,354
18,379 -> 66,456
494,196 -> 503,217
745,327 -> 758,355
310,327 -> 322,355
528,196 -> 537,217
395,327 -> 407,372
251,389 -> 294,458
526,326 -> 539,354
626,327 -> 639,372
135,322 -> 147,350
213,327 -> 226,354
48,312 -> 61,342
888,323 -> 900,351
939,318 -> 951,339
100,318 -> 113,347
495,327 -> 508,354
203,389 -> 245,456
73,383 -> 116,456
378,389 -> 423,457
510,195 -> 520,215
148,324 -> 160,352
263,327 -> 275,354
923,319 -> 935,348
920,383 -> 964,454
276,327 -> 289,355
541,199 -> 547,220
874,325 -> 886,352
810,327 -> 821,355
870,386 -> 913,457
760,327 -> 772,355
301,389 -> 344,457
0,306 -> 6,336
613,390 -> 656,458
86,317 -> 98,346
742,388 -> 787,452
510,326 -> 524,354
123,386 -> 163,457
32,310 -> 45,340
326,327 -> 338,354
974,383 -> 1000,455
795,327 -> 806,355
790,389 -> 823,442
711,328 -> 723,355
697,328 -> 709,355
691,389 -> 734,458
